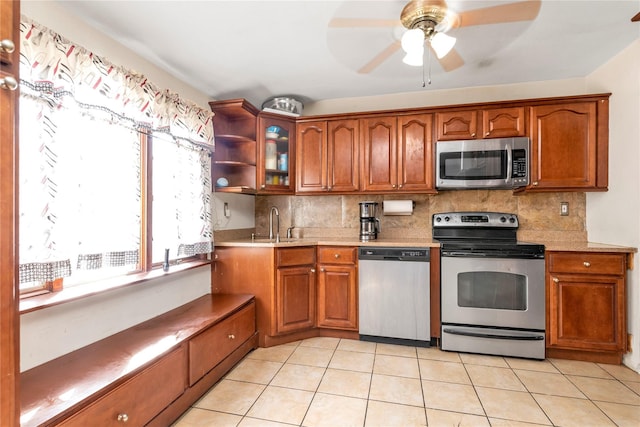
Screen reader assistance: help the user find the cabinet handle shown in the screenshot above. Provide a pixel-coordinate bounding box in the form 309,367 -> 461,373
552,277 -> 559,283
117,413 -> 129,423
1,39 -> 15,54
0,75 -> 18,91
583,261 -> 591,267
334,253 -> 340,259
228,334 -> 235,340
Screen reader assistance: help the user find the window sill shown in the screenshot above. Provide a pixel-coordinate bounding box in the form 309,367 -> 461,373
19,260 -> 211,314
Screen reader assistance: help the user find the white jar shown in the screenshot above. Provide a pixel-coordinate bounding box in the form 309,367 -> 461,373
265,140 -> 277,170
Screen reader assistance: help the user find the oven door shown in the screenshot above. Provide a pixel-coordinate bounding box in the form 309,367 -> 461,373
441,255 -> 545,330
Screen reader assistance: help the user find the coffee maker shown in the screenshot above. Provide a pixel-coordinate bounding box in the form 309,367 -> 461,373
359,201 -> 380,241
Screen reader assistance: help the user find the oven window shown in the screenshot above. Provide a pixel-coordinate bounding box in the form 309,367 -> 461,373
457,271 -> 527,310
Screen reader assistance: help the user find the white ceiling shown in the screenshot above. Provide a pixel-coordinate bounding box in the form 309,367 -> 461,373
57,0 -> 639,109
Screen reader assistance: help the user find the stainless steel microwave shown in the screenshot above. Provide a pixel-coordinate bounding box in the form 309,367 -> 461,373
435,137 -> 530,190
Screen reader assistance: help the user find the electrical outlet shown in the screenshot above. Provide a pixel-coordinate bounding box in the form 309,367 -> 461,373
560,202 -> 569,216
223,202 -> 230,218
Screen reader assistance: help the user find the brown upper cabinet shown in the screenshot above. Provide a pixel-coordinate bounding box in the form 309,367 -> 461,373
296,119 -> 359,193
528,99 -> 607,191
360,114 -> 435,193
211,94 -> 609,195
209,99 -> 259,194
436,107 -> 526,141
257,113 -> 296,194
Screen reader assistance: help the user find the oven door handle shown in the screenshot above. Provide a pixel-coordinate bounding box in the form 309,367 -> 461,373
443,328 -> 544,341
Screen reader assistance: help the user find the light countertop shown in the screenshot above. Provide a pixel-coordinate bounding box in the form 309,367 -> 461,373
214,237 -> 636,253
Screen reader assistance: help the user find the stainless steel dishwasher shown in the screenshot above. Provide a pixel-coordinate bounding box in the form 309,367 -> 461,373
358,247 -> 430,347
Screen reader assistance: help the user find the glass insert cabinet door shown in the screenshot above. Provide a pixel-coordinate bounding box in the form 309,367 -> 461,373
257,114 -> 295,194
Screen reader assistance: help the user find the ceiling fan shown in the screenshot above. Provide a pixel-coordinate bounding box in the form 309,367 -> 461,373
329,0 -> 542,74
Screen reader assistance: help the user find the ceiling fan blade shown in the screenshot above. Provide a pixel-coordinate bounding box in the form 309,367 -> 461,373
435,47 -> 464,72
329,18 -> 400,28
457,0 -> 542,28
358,41 -> 401,74
632,12 -> 640,22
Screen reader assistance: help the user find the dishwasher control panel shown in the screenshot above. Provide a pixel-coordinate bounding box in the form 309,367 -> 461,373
358,247 -> 430,261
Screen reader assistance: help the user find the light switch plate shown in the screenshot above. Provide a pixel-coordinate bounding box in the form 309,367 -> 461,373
223,202 -> 230,218
560,202 -> 569,216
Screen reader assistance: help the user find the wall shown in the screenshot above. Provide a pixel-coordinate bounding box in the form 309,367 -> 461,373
19,2 -> 213,371
585,39 -> 640,371
255,191 -> 587,244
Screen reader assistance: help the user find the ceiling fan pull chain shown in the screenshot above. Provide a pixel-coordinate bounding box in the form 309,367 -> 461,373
423,45 -> 431,87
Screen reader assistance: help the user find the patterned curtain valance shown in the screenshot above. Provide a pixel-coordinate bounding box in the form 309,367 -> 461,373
19,16 -> 215,149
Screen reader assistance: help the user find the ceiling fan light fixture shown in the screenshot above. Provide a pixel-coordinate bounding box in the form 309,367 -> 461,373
430,31 -> 456,58
402,49 -> 424,66
401,28 -> 425,54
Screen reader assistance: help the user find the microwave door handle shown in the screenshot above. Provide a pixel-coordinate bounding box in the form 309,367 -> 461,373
505,144 -> 512,184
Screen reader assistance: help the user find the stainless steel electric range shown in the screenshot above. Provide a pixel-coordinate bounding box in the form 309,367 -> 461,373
433,212 -> 546,360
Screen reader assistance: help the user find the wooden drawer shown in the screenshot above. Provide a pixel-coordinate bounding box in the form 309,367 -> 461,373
59,346 -> 187,426
548,252 -> 626,275
189,301 -> 256,385
317,246 -> 357,265
277,246 -> 315,267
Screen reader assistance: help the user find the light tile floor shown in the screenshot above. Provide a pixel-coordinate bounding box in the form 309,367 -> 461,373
173,337 -> 640,427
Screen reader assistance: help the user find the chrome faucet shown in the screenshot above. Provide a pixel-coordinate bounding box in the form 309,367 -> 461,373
269,206 -> 280,242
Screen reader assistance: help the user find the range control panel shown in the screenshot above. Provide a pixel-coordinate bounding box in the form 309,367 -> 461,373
433,212 -> 519,228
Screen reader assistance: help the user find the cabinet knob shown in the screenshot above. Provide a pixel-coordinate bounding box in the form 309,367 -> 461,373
552,277 -> 559,283
0,39 -> 15,54
398,184 -> 403,189
533,181 -> 539,186
583,261 -> 591,267
334,253 -> 340,259
117,413 -> 129,423
228,334 -> 235,340
471,133 -> 476,138
320,267 -> 325,272
0,75 -> 18,91
310,268 -> 316,273
485,132 -> 490,136
261,184 -> 266,189
392,184 -> 397,188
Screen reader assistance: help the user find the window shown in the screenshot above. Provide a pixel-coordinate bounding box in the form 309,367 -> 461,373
18,17 -> 214,295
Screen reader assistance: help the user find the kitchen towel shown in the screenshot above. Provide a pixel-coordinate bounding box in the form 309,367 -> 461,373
383,200 -> 414,215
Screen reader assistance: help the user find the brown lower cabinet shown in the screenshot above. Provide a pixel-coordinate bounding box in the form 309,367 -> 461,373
317,246 -> 358,330
546,251 -> 628,364
212,245 -> 360,346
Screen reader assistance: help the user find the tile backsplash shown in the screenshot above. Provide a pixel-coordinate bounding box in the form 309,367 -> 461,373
254,191 -> 587,243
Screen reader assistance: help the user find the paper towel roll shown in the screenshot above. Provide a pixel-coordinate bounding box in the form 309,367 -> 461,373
383,200 -> 414,215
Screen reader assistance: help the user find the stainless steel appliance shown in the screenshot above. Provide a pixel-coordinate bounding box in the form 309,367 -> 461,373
433,212 -> 545,359
358,247 -> 430,347
359,201 -> 380,241
436,137 -> 530,190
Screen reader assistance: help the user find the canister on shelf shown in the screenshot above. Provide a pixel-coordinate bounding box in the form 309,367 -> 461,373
265,140 -> 277,170
278,153 -> 288,171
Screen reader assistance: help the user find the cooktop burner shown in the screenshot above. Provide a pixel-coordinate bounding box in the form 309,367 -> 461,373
433,211 -> 545,258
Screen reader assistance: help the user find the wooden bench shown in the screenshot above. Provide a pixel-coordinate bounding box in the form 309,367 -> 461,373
21,293 -> 258,426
